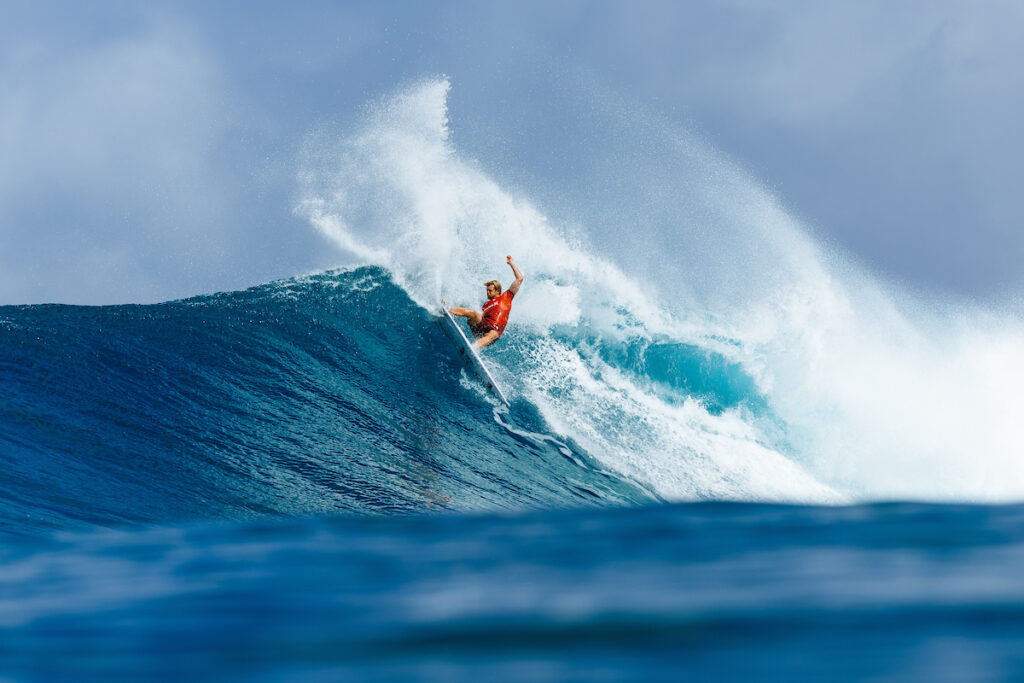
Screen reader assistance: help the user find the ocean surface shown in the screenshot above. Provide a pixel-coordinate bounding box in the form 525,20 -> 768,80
4,267 -> 1024,681
5,79 -> 1024,681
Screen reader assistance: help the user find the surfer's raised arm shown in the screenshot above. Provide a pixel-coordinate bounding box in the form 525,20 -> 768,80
507,255 -> 524,295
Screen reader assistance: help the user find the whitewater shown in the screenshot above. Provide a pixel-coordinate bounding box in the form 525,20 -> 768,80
296,78 -> 1024,505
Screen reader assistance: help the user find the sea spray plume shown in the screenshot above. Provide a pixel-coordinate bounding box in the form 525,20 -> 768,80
297,79 -> 594,312
538,78 -> 1024,503
297,78 -> 840,504
298,78 -> 1024,503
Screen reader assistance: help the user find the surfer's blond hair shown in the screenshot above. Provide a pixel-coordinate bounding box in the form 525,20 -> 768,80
484,280 -> 502,294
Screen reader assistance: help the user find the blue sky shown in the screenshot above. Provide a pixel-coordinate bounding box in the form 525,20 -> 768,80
2,1 -> 1023,304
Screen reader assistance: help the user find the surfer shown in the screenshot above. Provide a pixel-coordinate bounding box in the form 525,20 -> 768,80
449,255 -> 524,348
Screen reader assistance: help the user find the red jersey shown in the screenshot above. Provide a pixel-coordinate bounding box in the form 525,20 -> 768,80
479,290 -> 515,336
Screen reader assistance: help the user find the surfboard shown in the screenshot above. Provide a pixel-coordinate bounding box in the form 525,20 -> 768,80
438,302 -> 511,406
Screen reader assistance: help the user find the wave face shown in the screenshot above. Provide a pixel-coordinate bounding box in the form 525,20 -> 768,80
0,268 -> 653,536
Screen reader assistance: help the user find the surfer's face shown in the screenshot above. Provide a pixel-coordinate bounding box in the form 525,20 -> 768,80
486,284 -> 499,299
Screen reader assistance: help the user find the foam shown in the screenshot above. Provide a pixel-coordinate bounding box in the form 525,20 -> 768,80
298,78 -> 1024,504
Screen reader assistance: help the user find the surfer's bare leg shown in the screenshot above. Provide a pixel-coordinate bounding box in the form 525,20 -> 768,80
449,306 -> 483,327
475,330 -> 500,348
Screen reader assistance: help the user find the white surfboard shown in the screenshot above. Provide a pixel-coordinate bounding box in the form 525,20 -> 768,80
438,302 -> 511,406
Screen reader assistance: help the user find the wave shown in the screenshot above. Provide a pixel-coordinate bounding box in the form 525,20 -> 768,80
0,269 -> 654,536
6,78 -> 1023,537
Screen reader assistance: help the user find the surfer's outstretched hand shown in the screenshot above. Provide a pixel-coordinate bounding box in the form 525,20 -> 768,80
506,255 -> 524,295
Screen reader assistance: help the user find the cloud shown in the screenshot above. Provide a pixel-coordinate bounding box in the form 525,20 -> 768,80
0,13 -> 231,304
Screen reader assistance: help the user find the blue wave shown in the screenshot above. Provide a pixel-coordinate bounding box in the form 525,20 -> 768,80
0,267 -> 656,537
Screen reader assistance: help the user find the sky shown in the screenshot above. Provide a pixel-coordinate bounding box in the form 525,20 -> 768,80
2,0 -> 1023,305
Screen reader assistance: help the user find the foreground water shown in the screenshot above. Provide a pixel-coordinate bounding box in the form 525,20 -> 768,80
5,502 -> 1024,681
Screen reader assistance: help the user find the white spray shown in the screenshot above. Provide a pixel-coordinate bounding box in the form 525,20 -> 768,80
298,78 -> 1024,504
